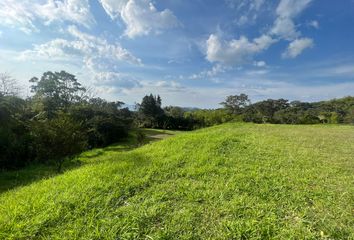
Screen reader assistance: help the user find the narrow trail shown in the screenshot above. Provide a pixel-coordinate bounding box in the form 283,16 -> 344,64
148,133 -> 172,140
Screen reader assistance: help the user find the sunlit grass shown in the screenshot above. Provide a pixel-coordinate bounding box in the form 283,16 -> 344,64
0,123 -> 353,239
0,128 -> 180,194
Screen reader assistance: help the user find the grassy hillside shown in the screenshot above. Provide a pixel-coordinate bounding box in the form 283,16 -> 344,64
0,123 -> 353,239
0,128 -> 177,194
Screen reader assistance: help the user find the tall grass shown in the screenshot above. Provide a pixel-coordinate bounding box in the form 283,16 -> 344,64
0,123 -> 353,239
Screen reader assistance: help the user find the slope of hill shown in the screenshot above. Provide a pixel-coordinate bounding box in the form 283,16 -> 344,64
0,123 -> 353,239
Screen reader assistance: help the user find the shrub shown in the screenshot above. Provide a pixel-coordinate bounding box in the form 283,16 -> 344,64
136,130 -> 146,146
31,112 -> 87,172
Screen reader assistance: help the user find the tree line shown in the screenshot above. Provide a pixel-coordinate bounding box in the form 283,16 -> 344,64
0,71 -> 133,171
137,93 -> 354,129
1,71 -> 354,171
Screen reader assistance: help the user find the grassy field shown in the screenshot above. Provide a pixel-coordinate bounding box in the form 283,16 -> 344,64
0,123 -> 353,239
0,128 -> 178,194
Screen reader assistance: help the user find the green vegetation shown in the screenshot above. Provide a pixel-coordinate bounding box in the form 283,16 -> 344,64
1,123 -> 353,239
0,71 -> 134,170
1,71 -> 354,172
0,128 -> 178,194
1,71 -> 354,238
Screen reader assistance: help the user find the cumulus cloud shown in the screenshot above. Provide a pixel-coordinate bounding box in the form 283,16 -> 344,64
36,0 -> 95,28
271,0 -> 312,40
19,25 -> 142,66
16,24 -> 143,93
282,37 -> 314,58
271,17 -> 299,40
204,0 -> 315,67
0,0 -> 95,33
206,34 -> 275,65
93,71 -> 141,90
99,0 -> 180,38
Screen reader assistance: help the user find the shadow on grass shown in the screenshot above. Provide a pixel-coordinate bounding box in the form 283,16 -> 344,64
0,143 -> 137,195
0,160 -> 82,194
103,145 -> 135,153
0,128 -> 177,195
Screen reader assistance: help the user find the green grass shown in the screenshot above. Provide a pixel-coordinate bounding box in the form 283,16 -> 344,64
0,123 -> 353,239
0,128 -> 179,194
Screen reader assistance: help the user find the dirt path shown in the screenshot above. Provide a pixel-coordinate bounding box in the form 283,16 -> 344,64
148,134 -> 172,140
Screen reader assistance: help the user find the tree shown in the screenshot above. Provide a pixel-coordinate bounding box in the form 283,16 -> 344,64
251,99 -> 290,123
30,71 -> 86,118
136,130 -> 146,146
0,95 -> 32,169
31,112 -> 87,172
136,94 -> 164,128
69,97 -> 132,148
344,107 -> 354,124
164,106 -> 184,118
220,94 -> 250,114
0,70 -> 135,170
0,73 -> 20,96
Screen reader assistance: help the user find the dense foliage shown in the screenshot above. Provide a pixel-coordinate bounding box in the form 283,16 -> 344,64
1,71 -> 354,170
135,93 -> 354,130
182,95 -> 354,127
0,71 -> 133,170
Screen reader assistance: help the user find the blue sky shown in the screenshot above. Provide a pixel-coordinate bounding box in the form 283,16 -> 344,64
0,0 -> 354,108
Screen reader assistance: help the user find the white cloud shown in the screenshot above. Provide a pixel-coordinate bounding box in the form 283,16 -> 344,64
271,17 -> 299,40
254,61 -> 266,67
308,20 -> 319,29
36,0 -> 95,28
98,0 -> 128,18
18,39 -> 73,60
236,15 -> 249,26
150,80 -> 183,90
0,0 -> 38,34
271,0 -> 313,40
276,0 -> 312,18
206,34 -> 275,65
311,64 -> 354,78
226,0 -> 265,12
326,65 -> 354,76
204,0 -> 314,66
68,26 -> 142,65
102,79 -> 186,103
19,26 -> 142,66
282,38 -> 314,58
0,0 -> 95,34
245,69 -> 269,75
16,25 -> 143,93
119,78 -> 354,108
189,64 -> 230,80
99,0 -> 180,38
227,0 -> 266,26
93,71 -> 141,90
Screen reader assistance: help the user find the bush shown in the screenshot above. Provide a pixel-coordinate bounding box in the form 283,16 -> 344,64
87,116 -> 128,147
136,130 -> 146,146
31,113 -> 87,172
0,96 -> 32,170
